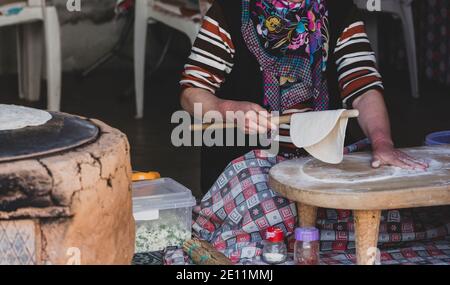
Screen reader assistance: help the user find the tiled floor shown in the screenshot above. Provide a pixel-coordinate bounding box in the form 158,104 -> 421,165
0,42 -> 449,199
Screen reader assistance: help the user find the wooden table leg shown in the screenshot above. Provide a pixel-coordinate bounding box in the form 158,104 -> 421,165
297,203 -> 317,227
353,210 -> 381,265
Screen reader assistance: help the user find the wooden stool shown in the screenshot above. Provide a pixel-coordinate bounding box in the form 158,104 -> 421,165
269,145 -> 450,265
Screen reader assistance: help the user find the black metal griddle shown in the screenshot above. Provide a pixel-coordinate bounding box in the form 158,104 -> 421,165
0,112 -> 99,163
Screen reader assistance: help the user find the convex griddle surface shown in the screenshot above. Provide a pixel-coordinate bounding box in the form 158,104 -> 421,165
0,112 -> 99,162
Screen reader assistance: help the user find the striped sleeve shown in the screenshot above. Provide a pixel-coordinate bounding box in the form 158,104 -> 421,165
334,21 -> 384,108
180,2 -> 235,94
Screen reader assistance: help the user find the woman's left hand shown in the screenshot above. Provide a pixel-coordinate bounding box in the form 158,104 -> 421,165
352,91 -> 429,171
371,141 -> 429,170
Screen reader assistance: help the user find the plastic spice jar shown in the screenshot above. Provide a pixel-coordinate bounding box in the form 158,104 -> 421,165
294,227 -> 320,265
262,226 -> 287,264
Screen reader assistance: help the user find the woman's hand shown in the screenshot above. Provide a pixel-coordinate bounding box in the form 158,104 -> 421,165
371,140 -> 429,170
352,91 -> 428,170
218,100 -> 277,135
180,88 -> 277,135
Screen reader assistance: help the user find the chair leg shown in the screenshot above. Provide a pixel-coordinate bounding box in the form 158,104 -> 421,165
17,23 -> 44,102
43,7 -> 62,111
16,26 -> 25,100
134,0 -> 149,119
187,23 -> 201,46
399,3 -> 420,99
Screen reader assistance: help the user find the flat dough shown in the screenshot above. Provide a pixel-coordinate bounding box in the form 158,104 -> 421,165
0,104 -> 52,131
290,110 -> 348,164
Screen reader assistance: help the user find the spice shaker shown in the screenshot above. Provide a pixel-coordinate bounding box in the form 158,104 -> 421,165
294,227 -> 320,265
262,226 -> 287,264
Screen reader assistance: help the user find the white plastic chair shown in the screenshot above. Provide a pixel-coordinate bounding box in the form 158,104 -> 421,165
0,0 -> 61,111
134,0 -> 202,119
354,0 -> 419,98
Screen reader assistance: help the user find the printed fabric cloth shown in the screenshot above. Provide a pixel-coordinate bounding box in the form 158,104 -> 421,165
158,236 -> 450,265
242,0 -> 330,112
192,147 -> 450,264
417,0 -> 450,87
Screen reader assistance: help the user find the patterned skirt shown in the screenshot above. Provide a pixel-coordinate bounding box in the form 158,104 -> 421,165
192,149 -> 450,264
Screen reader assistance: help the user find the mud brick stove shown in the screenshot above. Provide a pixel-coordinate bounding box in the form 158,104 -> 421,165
0,113 -> 135,265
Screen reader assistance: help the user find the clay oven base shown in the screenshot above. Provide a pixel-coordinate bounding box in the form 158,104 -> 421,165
0,118 -> 135,265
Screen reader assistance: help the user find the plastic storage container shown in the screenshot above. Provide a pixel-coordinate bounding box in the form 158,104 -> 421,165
132,178 -> 196,253
294,227 -> 320,265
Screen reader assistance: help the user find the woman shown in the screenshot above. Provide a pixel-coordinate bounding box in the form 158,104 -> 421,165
180,0 -> 429,263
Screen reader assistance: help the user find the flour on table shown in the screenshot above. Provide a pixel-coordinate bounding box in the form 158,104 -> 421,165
290,110 -> 349,164
270,146 -> 450,192
0,104 -> 52,131
300,156 -> 445,184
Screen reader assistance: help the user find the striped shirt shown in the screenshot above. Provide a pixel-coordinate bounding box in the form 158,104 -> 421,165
180,4 -> 235,94
335,21 -> 383,107
180,2 -> 384,156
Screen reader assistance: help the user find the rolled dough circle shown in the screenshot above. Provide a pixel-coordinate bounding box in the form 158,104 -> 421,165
290,110 -> 348,164
301,155 -> 444,184
302,156 -> 397,183
0,104 -> 52,131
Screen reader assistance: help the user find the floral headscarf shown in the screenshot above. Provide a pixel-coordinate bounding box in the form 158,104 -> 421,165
252,0 -> 327,62
242,0 -> 330,112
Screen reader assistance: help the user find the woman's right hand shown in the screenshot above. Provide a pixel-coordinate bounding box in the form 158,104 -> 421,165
180,88 -> 277,135
217,100 -> 278,135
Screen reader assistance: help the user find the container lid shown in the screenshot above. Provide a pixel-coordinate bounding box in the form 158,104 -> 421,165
265,226 -> 284,242
295,227 -> 319,242
132,178 -> 196,213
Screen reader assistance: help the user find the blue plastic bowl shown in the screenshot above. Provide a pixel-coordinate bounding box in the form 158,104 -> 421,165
425,131 -> 450,146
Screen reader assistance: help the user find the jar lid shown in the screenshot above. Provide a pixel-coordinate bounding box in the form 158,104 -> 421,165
265,226 -> 284,242
295,227 -> 319,242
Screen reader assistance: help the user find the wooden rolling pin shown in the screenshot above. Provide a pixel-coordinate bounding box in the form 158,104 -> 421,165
190,109 -> 359,131
183,238 -> 233,265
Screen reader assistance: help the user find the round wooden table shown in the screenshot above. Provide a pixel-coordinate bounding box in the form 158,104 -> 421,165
269,145 -> 450,265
